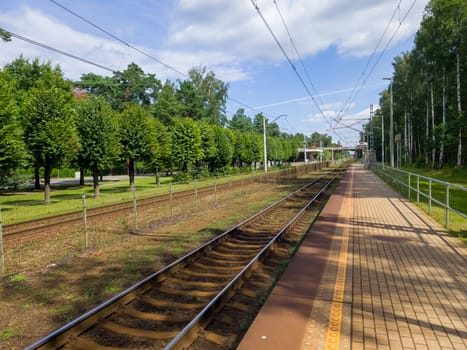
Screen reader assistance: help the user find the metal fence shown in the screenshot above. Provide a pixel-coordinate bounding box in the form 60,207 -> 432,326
373,165 -> 467,227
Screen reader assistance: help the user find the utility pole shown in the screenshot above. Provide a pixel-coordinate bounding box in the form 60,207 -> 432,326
304,137 -> 307,163
383,77 -> 394,168
263,114 -> 287,173
263,115 -> 267,173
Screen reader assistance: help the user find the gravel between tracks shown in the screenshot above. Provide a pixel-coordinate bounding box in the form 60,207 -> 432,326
0,180 -> 299,349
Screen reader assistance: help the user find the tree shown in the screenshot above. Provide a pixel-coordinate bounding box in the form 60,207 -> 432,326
146,117 -> 171,185
152,80 -> 181,125
176,67 -> 229,125
176,79 -> 205,121
0,28 -> 11,42
113,63 -> 161,110
171,118 -> 203,173
75,72 -> 116,107
5,57 -> 73,188
77,63 -> 161,111
209,126 -> 234,173
0,71 -> 27,185
232,130 -> 254,168
198,121 -> 217,172
74,96 -> 118,197
309,132 -> 333,147
117,104 -> 153,190
22,87 -> 79,204
229,109 -> 254,133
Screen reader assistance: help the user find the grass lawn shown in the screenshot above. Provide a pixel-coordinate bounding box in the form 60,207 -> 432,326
0,171 -> 265,225
378,164 -> 467,243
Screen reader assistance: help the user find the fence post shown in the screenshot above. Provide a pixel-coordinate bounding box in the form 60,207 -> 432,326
408,173 -> 411,200
229,177 -> 232,198
132,187 -> 138,229
0,208 -> 4,275
82,194 -> 88,248
194,180 -> 198,208
429,179 -> 432,214
417,176 -> 420,204
214,177 -> 217,206
169,183 -> 174,216
445,185 -> 450,227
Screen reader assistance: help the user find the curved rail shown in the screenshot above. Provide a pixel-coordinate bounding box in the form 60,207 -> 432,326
24,166 -> 346,350
3,165 -> 319,246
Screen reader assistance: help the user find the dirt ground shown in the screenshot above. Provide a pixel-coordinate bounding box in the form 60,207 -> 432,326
0,181 -> 295,349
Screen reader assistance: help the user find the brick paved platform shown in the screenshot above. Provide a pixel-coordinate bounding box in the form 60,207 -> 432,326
238,163 -> 466,350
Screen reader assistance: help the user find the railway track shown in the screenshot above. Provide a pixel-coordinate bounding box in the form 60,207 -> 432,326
3,167 -> 312,247
25,165 -> 346,350
2,178 -> 265,247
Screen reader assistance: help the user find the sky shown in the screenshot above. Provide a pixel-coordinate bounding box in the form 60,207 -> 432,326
0,0 -> 429,146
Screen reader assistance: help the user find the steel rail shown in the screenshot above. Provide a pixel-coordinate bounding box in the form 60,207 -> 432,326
3,166 -> 308,239
164,171 -> 340,349
24,169 -> 339,350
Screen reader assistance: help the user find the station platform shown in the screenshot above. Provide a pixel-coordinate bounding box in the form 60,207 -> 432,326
238,163 -> 466,350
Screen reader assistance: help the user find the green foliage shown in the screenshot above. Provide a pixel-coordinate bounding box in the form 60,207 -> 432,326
309,132 -> 333,147
1,55 -> 333,191
9,273 -> 26,283
22,86 -> 79,203
171,118 -> 203,172
146,116 -> 171,175
152,80 -> 181,125
0,328 -> 21,341
229,109 -> 254,132
187,66 -> 228,126
375,0 -> 467,167
0,71 -> 27,184
76,62 -> 161,111
0,27 -> 11,42
74,96 -> 118,196
117,104 -> 153,188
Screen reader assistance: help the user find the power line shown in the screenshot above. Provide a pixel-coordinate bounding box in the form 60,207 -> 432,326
250,0 -> 330,126
48,0 -> 271,119
272,0 -> 324,106
333,0 -> 418,126
49,0 -> 187,78
271,0 -> 361,136
7,31 -> 115,73
333,4 -> 401,127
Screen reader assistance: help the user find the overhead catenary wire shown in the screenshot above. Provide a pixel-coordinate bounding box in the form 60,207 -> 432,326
332,0 -> 418,127
272,0 -> 324,107
48,0 -> 270,120
332,4 -> 401,127
7,31 -> 115,73
250,0 -> 331,128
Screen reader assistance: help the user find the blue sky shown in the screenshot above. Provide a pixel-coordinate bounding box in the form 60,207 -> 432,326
0,0 -> 429,145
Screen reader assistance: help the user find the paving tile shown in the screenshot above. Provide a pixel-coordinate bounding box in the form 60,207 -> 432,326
239,164 -> 467,350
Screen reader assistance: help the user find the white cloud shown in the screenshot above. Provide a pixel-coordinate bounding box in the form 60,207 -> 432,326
0,1 -> 428,83
167,0 -> 428,61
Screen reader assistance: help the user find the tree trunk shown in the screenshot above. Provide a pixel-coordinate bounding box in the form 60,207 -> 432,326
92,166 -> 100,198
438,68 -> 446,169
431,86 -> 435,168
404,110 -> 407,163
425,100 -> 429,165
409,116 -> 413,163
44,163 -> 52,205
456,51 -> 462,167
128,159 -> 135,191
155,167 -> 160,186
34,166 -> 41,190
79,166 -> 85,186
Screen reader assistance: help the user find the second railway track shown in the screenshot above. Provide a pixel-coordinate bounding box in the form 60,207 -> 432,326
25,164 -> 348,350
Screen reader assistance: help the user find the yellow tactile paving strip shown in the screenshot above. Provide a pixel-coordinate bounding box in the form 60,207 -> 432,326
324,167 -> 352,350
239,164 -> 466,350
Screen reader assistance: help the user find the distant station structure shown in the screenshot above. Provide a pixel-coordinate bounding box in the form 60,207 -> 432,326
298,143 -> 369,163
